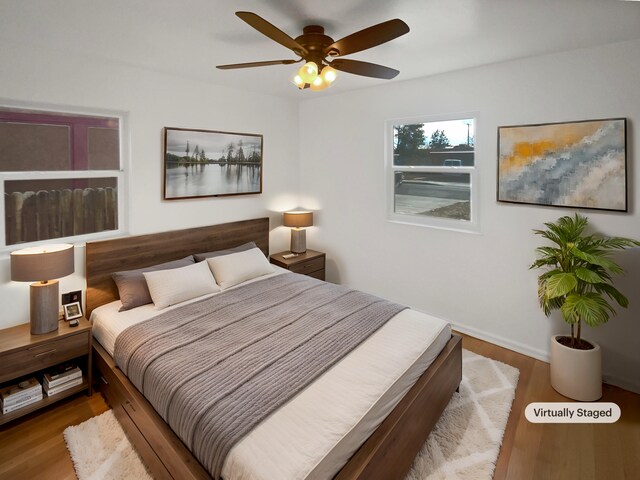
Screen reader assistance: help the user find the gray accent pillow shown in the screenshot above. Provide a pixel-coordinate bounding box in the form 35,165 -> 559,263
193,241 -> 257,262
112,256 -> 195,311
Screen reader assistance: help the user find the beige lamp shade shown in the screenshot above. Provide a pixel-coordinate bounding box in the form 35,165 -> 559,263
11,244 -> 75,335
11,244 -> 75,282
283,211 -> 313,228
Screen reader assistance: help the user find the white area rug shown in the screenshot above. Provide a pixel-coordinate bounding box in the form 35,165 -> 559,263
64,410 -> 152,480
406,349 -> 520,480
64,349 -> 518,480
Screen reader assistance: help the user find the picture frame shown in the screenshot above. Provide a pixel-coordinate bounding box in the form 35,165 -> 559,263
497,118 -> 627,212
63,301 -> 83,321
163,127 -> 263,200
61,290 -> 82,306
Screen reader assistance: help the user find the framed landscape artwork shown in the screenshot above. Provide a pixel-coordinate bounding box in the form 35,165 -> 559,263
163,127 -> 263,200
497,118 -> 627,212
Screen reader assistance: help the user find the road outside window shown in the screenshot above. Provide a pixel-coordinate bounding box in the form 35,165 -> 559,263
387,117 -> 478,232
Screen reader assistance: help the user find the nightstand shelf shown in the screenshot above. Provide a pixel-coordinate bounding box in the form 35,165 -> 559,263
270,249 -> 326,280
0,317 -> 92,425
0,379 -> 89,425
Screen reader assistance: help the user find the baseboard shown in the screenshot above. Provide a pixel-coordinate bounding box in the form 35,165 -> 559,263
602,374 -> 640,394
452,321 -> 640,394
451,321 -> 549,362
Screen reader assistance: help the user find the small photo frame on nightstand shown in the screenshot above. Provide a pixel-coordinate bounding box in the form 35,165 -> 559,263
63,302 -> 83,321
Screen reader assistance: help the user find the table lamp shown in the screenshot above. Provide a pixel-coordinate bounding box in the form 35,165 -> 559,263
283,210 -> 313,254
11,244 -> 75,334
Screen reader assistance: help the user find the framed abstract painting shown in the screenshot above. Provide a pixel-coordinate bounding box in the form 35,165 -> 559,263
497,118 -> 627,212
163,127 -> 263,200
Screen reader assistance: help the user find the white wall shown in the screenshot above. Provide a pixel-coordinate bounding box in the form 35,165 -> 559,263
2,33 -> 638,393
299,39 -> 640,393
0,40 -> 299,329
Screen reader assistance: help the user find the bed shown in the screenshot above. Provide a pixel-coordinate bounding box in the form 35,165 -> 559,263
86,218 -> 462,480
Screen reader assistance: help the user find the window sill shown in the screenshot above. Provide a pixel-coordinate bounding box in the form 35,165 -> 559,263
386,215 -> 481,234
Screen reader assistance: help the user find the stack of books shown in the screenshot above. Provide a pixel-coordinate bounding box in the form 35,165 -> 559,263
43,363 -> 83,396
1,378 -> 43,414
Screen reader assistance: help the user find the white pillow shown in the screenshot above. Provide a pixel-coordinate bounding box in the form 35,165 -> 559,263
206,247 -> 274,289
143,261 -> 220,309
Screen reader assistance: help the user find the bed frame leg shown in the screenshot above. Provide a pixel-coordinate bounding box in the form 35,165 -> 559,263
456,384 -> 460,393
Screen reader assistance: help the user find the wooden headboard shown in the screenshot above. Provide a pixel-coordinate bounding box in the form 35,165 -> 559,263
85,217 -> 269,317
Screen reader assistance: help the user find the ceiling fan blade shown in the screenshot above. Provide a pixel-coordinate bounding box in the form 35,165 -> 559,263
217,59 -> 300,70
330,59 -> 399,79
325,19 -> 409,57
236,12 -> 308,57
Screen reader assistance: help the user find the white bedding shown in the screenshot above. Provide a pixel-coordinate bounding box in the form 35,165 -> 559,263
91,268 -> 450,480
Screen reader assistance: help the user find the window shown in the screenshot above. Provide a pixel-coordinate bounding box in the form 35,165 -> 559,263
0,107 -> 126,247
386,115 -> 478,232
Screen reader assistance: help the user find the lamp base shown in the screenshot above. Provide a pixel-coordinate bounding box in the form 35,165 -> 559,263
290,228 -> 307,254
30,280 -> 59,335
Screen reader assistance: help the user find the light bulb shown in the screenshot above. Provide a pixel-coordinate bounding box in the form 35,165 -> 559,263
321,66 -> 337,84
298,62 -> 318,83
291,74 -> 305,89
309,75 -> 328,91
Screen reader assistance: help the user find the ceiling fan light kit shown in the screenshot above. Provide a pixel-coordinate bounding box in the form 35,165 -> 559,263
217,11 -> 410,92
292,63 -> 338,91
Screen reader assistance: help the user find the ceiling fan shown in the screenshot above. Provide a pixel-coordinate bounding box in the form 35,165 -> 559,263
217,12 -> 410,91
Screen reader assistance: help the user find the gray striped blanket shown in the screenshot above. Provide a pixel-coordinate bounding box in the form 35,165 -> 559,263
114,272 -> 406,479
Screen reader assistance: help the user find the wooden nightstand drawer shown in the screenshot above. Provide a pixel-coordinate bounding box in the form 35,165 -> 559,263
270,250 -> 327,281
0,331 -> 89,383
289,256 -> 325,275
307,269 -> 326,280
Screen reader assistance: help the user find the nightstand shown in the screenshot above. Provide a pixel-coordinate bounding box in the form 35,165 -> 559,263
270,250 -> 326,280
0,318 -> 92,425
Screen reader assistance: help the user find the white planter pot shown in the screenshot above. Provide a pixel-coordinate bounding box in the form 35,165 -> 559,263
550,335 -> 602,401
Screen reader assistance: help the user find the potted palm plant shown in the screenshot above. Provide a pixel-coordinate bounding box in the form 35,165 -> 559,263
531,213 -> 639,401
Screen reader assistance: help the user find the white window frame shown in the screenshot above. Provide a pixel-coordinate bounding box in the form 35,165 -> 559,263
385,112 -> 480,234
0,104 -> 129,252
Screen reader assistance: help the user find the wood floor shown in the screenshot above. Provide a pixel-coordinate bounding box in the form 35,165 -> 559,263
461,333 -> 640,480
0,333 -> 637,480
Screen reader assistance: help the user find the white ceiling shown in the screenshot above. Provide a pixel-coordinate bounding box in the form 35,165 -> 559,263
2,0 -> 640,99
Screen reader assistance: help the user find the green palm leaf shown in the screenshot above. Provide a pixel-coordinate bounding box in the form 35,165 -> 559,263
595,237 -> 640,250
575,267 -> 605,284
561,293 -> 613,327
538,269 -> 562,280
571,247 -> 622,274
593,283 -> 629,308
534,246 -> 562,257
530,250 -> 561,269
556,214 -> 588,241
533,228 -> 562,246
545,273 -> 577,299
538,280 -> 564,315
